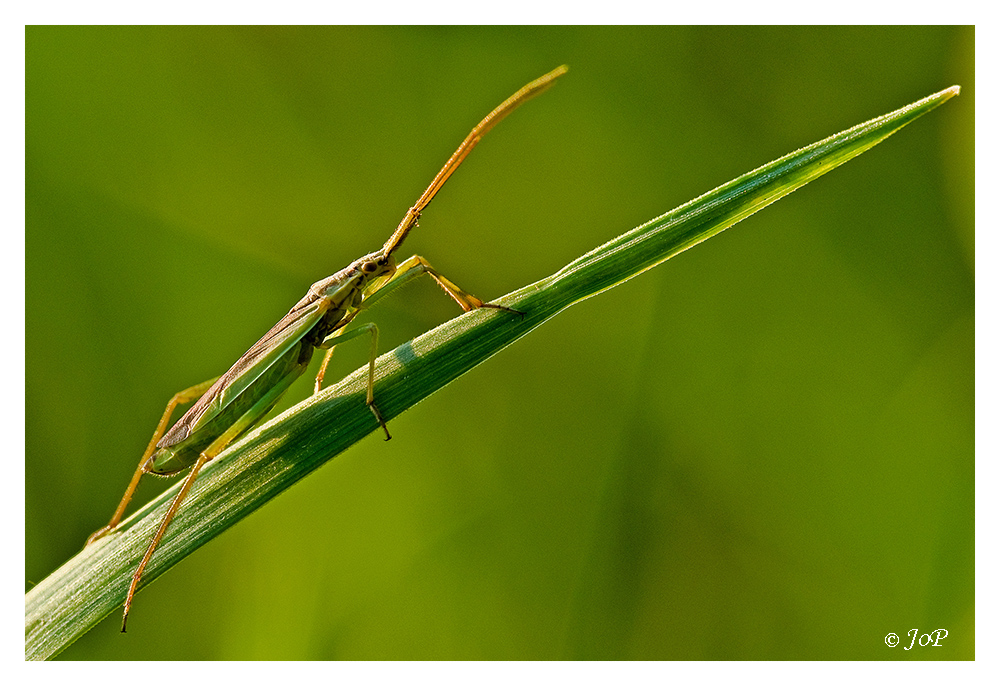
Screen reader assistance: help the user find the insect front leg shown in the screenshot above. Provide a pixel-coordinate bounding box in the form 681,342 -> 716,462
314,322 -> 391,441
85,376 -> 220,547
365,254 -> 523,316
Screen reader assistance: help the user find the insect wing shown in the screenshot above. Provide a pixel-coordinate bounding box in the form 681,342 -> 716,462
170,293 -> 329,441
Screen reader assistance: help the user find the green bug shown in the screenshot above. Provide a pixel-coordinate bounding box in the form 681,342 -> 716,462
86,65 -> 569,631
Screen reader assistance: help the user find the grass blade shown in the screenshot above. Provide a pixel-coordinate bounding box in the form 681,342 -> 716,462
25,85 -> 959,660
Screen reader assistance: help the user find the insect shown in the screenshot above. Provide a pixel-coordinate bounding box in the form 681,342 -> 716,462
85,65 -> 568,632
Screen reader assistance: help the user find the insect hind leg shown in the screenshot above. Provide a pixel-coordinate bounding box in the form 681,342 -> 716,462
120,364 -> 303,631
85,377 -> 219,546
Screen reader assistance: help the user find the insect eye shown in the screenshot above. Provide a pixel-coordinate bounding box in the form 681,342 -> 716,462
361,261 -> 377,273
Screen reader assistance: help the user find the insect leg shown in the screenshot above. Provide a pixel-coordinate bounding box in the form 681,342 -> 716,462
366,254 -> 522,316
121,365 -> 304,632
121,450 -> 209,633
315,323 -> 391,440
313,323 -> 350,394
86,376 -> 220,547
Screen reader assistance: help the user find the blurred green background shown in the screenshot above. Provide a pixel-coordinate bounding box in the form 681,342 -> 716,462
26,26 -> 973,660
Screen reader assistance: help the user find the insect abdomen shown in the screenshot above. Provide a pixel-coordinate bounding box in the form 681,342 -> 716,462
148,339 -> 314,474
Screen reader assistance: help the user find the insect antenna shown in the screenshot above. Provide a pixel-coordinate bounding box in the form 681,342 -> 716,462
381,65 -> 568,259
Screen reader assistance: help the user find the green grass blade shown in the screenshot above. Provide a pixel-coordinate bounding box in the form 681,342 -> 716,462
25,85 -> 959,660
